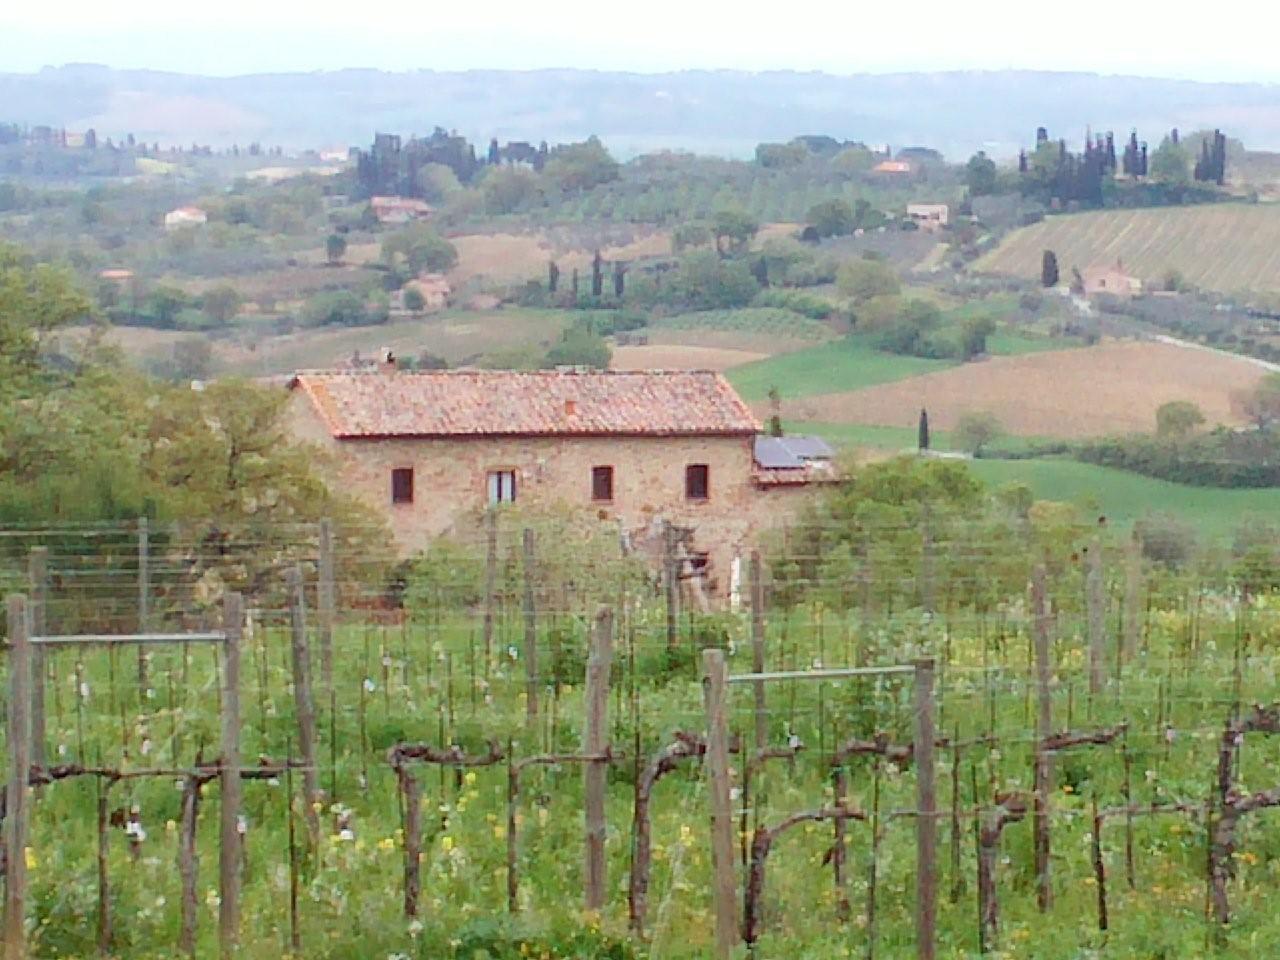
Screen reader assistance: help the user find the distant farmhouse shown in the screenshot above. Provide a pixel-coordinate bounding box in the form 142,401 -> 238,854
907,202 -> 950,232
872,159 -> 913,175
163,206 -> 208,230
370,196 -> 433,225
1083,259 -> 1142,298
287,366 -> 835,597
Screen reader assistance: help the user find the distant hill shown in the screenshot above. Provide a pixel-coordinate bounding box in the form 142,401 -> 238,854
975,205 -> 1280,296
3,65 -> 1280,158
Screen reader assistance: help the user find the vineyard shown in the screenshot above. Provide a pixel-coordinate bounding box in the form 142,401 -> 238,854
0,506 -> 1278,959
974,204 -> 1280,296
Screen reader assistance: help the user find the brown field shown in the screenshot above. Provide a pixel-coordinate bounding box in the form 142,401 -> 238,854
447,230 -> 674,286
70,308 -> 573,378
610,344 -> 768,372
781,339 -> 1269,438
646,327 -> 829,356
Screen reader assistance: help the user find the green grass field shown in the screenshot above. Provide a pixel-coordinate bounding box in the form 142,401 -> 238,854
799,421 -> 1280,538
967,457 -> 1280,538
727,335 -> 952,402
651,307 -> 834,343
975,203 -> 1280,294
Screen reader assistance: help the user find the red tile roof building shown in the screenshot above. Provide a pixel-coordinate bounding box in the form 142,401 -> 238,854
288,368 -> 828,600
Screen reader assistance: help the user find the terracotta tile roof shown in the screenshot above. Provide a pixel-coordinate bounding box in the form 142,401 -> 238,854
290,369 -> 761,439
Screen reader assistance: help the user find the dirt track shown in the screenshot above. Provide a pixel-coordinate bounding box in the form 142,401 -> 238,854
782,339 -> 1268,438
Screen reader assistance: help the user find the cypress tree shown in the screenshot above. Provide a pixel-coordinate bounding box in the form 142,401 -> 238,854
1018,149 -> 1028,174
548,260 -> 560,293
918,408 -> 930,451
767,387 -> 783,438
613,261 -> 625,298
591,251 -> 604,298
1042,250 -> 1060,288
571,268 -> 579,298
487,138 -> 500,165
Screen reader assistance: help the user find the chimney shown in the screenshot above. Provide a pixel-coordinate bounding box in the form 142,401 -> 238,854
565,398 -> 577,417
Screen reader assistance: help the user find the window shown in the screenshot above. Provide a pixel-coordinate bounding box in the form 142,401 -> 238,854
685,464 -> 709,501
487,470 -> 517,505
591,465 -> 614,502
391,468 -> 414,505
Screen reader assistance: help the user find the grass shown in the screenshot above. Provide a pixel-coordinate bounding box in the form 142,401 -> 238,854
727,335 -> 952,402
969,457 -> 1280,538
9,524 -> 1280,959
975,203 -> 1280,295
651,308 -> 833,343
797,421 -> 1279,538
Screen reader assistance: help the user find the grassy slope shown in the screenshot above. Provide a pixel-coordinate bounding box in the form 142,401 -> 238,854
975,203 -> 1280,294
967,458 -> 1280,537
799,421 -> 1280,538
727,335 -> 953,402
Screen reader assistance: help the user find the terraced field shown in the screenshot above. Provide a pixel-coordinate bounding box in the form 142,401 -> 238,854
975,203 -> 1280,294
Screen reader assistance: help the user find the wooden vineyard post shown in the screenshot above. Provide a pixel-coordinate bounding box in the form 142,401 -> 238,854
1085,540 -> 1105,698
219,592 -> 243,959
137,516 -> 150,688
750,551 -> 767,751
178,776 -> 201,956
318,518 -> 335,694
1032,565 -> 1054,912
286,566 -> 322,847
522,529 -> 539,729
97,787 -> 112,954
4,595 -> 31,960
702,649 -> 737,959
400,767 -> 422,917
664,521 -> 678,650
913,658 -> 937,960
583,607 -> 614,912
483,509 -> 497,667
28,548 -> 47,775
1122,531 -> 1142,662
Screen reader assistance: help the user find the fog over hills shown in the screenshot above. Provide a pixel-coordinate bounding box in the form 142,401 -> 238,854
3,65 -> 1279,158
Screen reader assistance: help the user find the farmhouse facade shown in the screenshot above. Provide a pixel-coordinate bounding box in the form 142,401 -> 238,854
288,367 -> 832,596
370,196 -> 434,224
906,202 -> 950,231
1083,260 -> 1142,298
163,206 -> 208,229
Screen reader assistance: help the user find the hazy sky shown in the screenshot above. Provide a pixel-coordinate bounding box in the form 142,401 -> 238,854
1,0 -> 1276,81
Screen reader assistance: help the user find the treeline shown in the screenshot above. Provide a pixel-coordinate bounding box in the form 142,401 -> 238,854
1010,126 -> 1230,209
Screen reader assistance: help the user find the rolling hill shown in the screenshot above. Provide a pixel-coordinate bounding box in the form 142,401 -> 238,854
5,66 -> 1280,157
975,204 -> 1280,295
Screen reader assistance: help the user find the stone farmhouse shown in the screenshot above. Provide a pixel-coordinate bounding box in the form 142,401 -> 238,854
1083,259 -> 1142,298
288,366 -> 835,597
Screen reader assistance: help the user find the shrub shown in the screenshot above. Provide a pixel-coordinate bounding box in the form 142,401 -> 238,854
753,287 -> 834,319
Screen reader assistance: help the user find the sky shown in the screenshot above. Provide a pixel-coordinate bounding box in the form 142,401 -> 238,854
1,0 -> 1277,82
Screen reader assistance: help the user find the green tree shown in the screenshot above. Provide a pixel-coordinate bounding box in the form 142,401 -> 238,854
302,290 -> 376,327
1155,400 -> 1206,439
965,151 -> 998,196
954,411 -> 1003,456
200,285 -> 242,325
1232,373 -> 1280,432
382,226 -> 458,275
711,208 -> 758,257
144,285 -> 191,328
325,233 -> 348,265
671,222 -> 713,253
805,199 -> 856,239
544,323 -> 611,369
667,251 -> 759,309
403,287 -> 426,312
837,257 -> 900,304
480,166 -> 541,214
542,137 -> 619,193
960,316 -> 996,360
0,243 -> 92,398
1150,137 -> 1192,185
